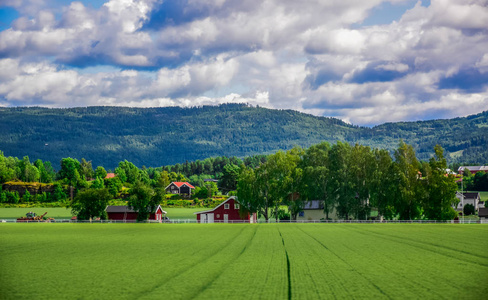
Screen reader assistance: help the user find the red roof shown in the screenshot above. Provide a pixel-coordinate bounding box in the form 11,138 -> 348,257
173,182 -> 195,189
105,173 -> 116,179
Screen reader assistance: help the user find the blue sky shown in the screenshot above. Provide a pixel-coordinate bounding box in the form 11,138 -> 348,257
0,0 -> 487,126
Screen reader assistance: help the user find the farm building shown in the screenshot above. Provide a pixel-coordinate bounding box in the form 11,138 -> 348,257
194,196 -> 257,223
479,208 -> 488,220
296,200 -> 338,221
105,205 -> 167,222
457,166 -> 488,175
455,192 -> 482,212
165,182 -> 195,196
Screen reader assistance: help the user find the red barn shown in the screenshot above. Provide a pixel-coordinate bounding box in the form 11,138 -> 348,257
195,197 -> 257,223
105,205 -> 166,222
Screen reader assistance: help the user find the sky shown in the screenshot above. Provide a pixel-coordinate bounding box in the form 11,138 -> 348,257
0,0 -> 487,126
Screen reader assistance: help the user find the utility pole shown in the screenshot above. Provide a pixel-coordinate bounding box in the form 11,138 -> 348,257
461,172 -> 464,224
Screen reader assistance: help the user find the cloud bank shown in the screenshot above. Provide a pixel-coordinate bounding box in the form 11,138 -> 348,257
0,0 -> 487,125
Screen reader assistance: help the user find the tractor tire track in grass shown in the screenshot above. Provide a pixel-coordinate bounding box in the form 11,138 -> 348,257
357,225 -> 488,261
189,226 -> 259,299
323,225 -> 451,298
347,226 -> 488,268
295,225 -> 392,299
130,225 -> 251,299
278,226 -> 339,299
278,229 -> 292,300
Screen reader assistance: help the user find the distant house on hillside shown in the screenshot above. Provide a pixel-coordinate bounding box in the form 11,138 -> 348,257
458,166 -> 488,175
296,200 -> 338,221
455,192 -> 481,212
194,196 -> 257,223
105,205 -> 166,222
165,182 -> 195,196
105,173 -> 116,179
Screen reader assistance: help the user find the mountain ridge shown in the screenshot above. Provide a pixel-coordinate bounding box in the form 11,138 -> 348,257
0,104 -> 486,168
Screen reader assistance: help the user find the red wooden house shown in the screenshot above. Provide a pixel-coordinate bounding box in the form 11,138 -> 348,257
105,205 -> 166,222
194,197 -> 257,223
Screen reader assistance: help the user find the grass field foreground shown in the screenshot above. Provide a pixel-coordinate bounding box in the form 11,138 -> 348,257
0,224 -> 487,299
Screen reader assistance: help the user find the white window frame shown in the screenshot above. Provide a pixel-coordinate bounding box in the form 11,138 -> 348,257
224,204 -> 230,209
235,203 -> 239,209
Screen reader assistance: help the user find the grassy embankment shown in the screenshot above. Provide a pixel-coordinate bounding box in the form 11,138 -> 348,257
1,223 -> 487,299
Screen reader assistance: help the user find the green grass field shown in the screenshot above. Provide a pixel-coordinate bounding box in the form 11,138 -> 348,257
0,207 -> 73,219
478,191 -> 488,202
1,224 -> 487,299
0,207 -> 204,220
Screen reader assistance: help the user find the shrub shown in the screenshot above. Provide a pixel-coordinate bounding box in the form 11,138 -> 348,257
22,190 -> 31,203
463,204 -> 475,216
0,192 -> 6,203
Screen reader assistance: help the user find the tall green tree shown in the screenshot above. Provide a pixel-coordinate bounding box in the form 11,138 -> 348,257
24,164 -> 40,183
58,158 -> 82,188
81,158 -> 94,180
392,140 -> 423,220
369,149 -> 396,220
0,151 -> 15,183
34,159 -> 54,183
237,165 -> 271,221
423,145 -> 458,220
105,176 -> 123,197
300,142 -> 333,219
71,188 -> 111,220
219,164 -> 240,192
127,181 -> 157,222
329,142 -> 355,220
95,166 -> 108,179
348,144 -> 374,220
91,176 -> 105,189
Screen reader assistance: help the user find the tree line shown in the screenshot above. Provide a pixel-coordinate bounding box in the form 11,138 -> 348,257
237,141 -> 460,221
1,138 -> 485,221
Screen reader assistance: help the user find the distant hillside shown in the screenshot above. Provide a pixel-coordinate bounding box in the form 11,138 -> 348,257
0,104 -> 486,168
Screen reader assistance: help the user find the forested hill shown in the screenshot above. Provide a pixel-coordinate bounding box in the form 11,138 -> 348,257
0,104 -> 486,168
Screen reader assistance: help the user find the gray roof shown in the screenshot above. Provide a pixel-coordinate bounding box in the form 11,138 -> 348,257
303,200 -> 324,210
105,205 -> 165,214
203,179 -> 218,182
457,192 -> 480,200
106,206 -> 136,213
458,166 -> 488,172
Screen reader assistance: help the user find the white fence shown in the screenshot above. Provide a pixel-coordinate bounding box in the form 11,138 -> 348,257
1,219 -> 487,224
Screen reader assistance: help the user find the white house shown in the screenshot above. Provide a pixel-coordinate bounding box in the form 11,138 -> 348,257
296,200 -> 338,221
455,192 -> 481,212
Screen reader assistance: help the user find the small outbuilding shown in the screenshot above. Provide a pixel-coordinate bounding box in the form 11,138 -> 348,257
106,205 -> 167,222
479,208 -> 488,220
194,196 -> 257,223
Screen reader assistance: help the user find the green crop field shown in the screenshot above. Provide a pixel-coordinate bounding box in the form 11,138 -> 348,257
1,224 -> 487,299
0,207 -> 204,220
0,207 -> 73,219
162,207 -> 208,219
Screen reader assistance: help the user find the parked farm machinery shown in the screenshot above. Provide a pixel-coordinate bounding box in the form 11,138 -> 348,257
17,211 -> 55,222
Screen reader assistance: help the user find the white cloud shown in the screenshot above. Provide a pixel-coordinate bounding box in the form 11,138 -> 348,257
0,0 -> 487,125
